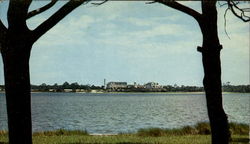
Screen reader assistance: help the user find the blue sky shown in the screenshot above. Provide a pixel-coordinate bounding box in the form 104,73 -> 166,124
0,1 -> 249,86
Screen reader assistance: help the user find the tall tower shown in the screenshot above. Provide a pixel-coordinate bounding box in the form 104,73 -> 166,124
104,79 -> 106,89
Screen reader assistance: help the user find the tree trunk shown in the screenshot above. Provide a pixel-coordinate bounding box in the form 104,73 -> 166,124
198,16 -> 230,144
197,2 -> 230,143
198,44 -> 230,144
1,39 -> 32,144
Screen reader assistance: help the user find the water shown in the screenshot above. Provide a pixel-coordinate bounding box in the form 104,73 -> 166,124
0,93 -> 249,134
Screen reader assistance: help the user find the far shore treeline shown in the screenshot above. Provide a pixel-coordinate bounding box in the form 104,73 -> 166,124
0,82 -> 249,93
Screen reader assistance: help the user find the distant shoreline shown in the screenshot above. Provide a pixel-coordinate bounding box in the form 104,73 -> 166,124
0,91 -> 249,94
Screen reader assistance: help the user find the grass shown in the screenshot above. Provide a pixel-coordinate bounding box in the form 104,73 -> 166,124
33,129 -> 89,136
0,122 -> 249,144
136,122 -> 249,137
229,123 -> 249,135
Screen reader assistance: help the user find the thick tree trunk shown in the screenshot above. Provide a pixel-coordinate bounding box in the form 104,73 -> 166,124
1,40 -> 32,144
197,2 -> 230,143
198,44 -> 230,144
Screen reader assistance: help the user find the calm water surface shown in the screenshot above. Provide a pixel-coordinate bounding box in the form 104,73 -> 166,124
0,93 -> 249,134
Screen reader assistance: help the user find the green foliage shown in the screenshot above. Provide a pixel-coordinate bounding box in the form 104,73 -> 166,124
28,83 -> 250,93
1,122 -> 245,137
195,122 -> 211,134
137,128 -> 166,137
0,134 -> 248,144
229,122 -> 249,135
0,127 -> 249,144
0,130 -> 8,136
0,122 -> 248,144
136,123 -> 208,137
33,129 -> 89,136
136,122 -> 248,137
222,83 -> 250,93
30,82 -> 103,92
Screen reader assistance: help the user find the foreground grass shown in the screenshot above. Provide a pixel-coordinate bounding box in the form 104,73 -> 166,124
0,134 -> 248,144
0,122 -> 249,144
136,122 -> 249,136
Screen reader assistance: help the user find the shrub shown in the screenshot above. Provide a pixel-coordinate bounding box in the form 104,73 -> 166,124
0,131 -> 8,136
195,122 -> 211,134
137,128 -> 166,137
33,129 -> 89,136
136,122 -> 249,137
229,122 -> 249,135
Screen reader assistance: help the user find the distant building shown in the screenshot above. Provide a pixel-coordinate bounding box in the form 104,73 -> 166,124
107,82 -> 127,89
64,89 -> 72,92
104,79 -> 106,89
127,85 -> 134,89
49,89 -> 55,92
145,82 -> 163,89
133,82 -> 145,88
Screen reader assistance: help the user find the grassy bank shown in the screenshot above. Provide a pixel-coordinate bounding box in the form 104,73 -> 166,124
0,122 -> 249,144
136,122 -> 249,136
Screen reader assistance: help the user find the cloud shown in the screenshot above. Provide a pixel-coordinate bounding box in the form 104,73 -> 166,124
129,24 -> 193,38
0,1 -> 248,85
217,7 -> 249,85
31,14 -> 99,50
124,15 -> 182,27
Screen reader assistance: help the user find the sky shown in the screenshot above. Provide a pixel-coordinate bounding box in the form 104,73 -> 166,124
0,1 -> 249,86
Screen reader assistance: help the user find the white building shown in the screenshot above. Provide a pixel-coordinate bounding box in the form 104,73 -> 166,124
145,82 -> 163,89
107,82 -> 127,89
133,82 -> 145,88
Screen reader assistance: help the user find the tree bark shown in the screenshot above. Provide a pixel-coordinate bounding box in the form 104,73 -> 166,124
198,44 -> 230,144
1,34 -> 32,144
198,2 -> 230,143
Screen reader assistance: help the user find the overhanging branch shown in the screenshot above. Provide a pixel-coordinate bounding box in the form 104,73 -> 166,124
227,0 -> 250,22
156,0 -> 202,22
27,0 -> 58,20
32,0 -> 87,42
91,0 -> 108,6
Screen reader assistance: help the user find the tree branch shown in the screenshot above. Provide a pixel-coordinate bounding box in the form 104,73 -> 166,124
32,0 -> 86,42
91,0 -> 108,6
224,7 -> 231,39
145,1 -> 157,4
156,0 -> 202,22
227,0 -> 250,22
218,1 -> 228,7
26,0 -> 58,20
